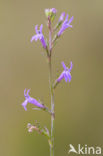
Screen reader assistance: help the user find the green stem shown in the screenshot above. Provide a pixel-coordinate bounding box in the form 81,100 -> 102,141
48,17 -> 55,156
48,56 -> 55,156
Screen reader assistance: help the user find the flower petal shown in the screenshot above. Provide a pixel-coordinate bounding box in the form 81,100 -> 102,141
68,61 -> 73,72
68,16 -> 74,25
65,14 -> 69,21
31,34 -> 40,42
35,25 -> 38,34
40,24 -> 43,33
27,89 -> 30,97
64,72 -> 68,82
61,62 -> 67,70
66,71 -> 72,82
22,99 -> 28,111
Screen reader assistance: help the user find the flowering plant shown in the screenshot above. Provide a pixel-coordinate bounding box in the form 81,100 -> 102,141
22,8 -> 73,156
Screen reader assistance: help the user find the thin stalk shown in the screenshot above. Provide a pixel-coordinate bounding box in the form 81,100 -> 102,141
48,56 -> 55,156
48,17 -> 55,156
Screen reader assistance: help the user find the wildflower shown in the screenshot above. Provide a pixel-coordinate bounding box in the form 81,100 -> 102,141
31,24 -> 47,49
22,89 -> 46,111
57,61 -> 73,82
58,14 -> 74,37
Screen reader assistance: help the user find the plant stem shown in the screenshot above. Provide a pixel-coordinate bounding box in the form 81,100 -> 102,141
48,56 -> 55,156
48,17 -> 55,156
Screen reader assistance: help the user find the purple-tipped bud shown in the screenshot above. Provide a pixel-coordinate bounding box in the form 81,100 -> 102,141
45,8 -> 57,16
22,89 -> 46,111
45,8 -> 57,21
31,24 -> 47,49
59,12 -> 65,22
57,61 -> 73,83
50,8 -> 57,14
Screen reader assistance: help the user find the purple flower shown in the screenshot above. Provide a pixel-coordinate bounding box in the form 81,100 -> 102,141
22,89 -> 45,111
57,61 -> 73,83
31,24 -> 47,49
59,12 -> 65,22
58,14 -> 74,37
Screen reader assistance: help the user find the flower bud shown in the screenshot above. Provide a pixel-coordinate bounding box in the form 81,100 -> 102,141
45,9 -> 50,17
59,12 -> 65,22
45,8 -> 57,21
50,8 -> 57,14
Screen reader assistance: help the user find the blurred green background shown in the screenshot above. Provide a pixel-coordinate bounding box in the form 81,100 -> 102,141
0,0 -> 103,156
